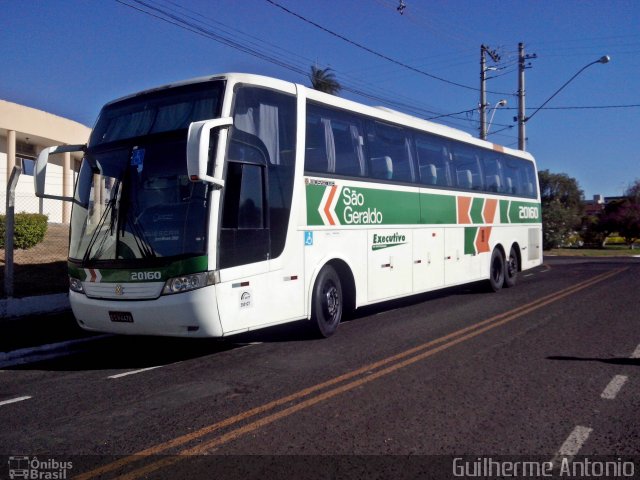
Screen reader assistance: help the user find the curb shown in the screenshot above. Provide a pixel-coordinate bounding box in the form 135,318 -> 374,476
0,293 -> 70,318
0,334 -> 112,368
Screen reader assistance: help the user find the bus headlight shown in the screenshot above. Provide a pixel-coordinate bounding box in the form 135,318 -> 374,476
162,271 -> 216,295
69,277 -> 84,293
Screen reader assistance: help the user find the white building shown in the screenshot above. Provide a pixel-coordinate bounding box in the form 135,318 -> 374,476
1,99 -> 91,223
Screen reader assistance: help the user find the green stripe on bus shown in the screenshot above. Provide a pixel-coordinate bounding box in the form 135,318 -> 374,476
464,227 -> 478,255
420,193 -> 457,224
305,181 -> 540,226
305,183 -> 325,226
68,255 -> 209,282
470,198 -> 484,224
500,200 -> 510,223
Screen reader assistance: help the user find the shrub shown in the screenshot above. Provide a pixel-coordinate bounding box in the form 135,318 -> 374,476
605,236 -> 626,245
0,213 -> 48,249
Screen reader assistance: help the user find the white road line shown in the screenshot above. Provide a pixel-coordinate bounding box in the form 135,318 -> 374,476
0,396 -> 32,407
631,343 -> 640,359
523,273 -> 534,277
108,366 -> 162,379
601,375 -> 628,400
556,425 -> 593,458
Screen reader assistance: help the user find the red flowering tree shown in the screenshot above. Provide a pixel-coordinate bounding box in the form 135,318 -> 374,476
598,180 -> 640,248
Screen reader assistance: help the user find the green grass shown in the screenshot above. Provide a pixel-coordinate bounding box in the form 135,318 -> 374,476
547,245 -> 640,257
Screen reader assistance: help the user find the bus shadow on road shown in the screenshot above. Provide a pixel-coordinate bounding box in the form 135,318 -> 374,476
6,281 -> 495,372
547,356 -> 640,366
6,335 -> 244,372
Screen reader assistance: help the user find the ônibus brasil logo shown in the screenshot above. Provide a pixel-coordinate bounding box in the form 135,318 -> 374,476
318,186 -> 383,226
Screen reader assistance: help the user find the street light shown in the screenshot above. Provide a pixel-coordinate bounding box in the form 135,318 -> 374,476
519,55 -> 610,149
487,99 -> 507,136
525,55 -> 610,123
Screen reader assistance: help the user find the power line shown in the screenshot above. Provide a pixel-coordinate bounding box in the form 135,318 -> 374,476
146,0 -> 446,118
426,108 -> 477,120
373,0 -> 481,54
115,0 -> 310,76
126,0 -> 592,135
505,104 -> 640,111
264,0 -> 513,96
114,0 -> 485,131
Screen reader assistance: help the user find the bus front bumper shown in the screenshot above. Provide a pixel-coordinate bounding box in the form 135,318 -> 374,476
70,285 -> 223,337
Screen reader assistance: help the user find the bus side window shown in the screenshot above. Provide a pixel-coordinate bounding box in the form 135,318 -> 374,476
304,103 -> 365,177
304,114 -> 328,173
522,161 -> 538,198
222,162 -> 265,230
219,161 -> 269,268
482,155 -> 505,194
503,159 -> 525,195
366,121 -> 414,182
451,144 -> 484,191
333,121 -> 365,176
415,133 -> 451,187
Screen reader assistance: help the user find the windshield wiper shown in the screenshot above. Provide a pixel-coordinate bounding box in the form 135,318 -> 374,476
125,215 -> 156,259
82,188 -> 118,265
117,167 -> 157,259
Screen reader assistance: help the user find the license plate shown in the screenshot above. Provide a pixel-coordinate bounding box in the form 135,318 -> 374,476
109,311 -> 134,323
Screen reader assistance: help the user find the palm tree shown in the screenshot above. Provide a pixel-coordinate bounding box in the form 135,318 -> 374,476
309,65 -> 341,95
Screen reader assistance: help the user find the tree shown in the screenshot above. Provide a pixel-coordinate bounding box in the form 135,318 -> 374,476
580,214 -> 608,247
309,66 -> 341,95
538,170 -> 584,249
597,179 -> 640,247
626,178 -> 640,204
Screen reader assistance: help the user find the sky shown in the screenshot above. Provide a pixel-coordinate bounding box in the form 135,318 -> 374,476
1,0 -> 638,198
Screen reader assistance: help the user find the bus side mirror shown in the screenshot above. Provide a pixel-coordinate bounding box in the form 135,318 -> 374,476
186,117 -> 233,188
35,144 -> 86,201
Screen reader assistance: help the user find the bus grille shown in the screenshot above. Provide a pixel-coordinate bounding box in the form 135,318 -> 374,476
82,282 -> 164,300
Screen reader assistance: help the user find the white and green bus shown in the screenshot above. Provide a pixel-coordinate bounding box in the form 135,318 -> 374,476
35,73 -> 542,338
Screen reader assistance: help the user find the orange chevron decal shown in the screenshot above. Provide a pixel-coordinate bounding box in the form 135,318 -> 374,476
476,226 -> 492,254
483,198 -> 498,224
457,196 -> 472,224
324,185 -> 337,225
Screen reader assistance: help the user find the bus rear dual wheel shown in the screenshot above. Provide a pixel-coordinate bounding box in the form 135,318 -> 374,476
488,246 -> 518,292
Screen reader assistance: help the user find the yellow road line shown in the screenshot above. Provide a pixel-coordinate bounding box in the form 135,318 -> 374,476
76,267 -> 626,480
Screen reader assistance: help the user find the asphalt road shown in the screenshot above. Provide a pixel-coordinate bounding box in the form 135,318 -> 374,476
1,257 -> 639,479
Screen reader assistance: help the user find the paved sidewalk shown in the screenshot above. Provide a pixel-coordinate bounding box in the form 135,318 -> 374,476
0,293 -> 98,356
0,292 -> 69,319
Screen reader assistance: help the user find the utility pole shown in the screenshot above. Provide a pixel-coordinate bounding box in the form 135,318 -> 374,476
479,44 -> 500,140
517,43 -> 526,150
517,42 -> 537,150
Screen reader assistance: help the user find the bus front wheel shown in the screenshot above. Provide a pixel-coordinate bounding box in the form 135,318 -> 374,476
311,265 -> 342,338
488,248 -> 505,292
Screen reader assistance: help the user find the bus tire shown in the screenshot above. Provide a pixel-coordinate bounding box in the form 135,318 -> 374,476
311,265 -> 342,338
504,246 -> 519,288
488,248 -> 505,292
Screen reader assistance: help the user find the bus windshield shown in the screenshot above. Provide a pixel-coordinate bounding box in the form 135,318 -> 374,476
90,80 -> 224,146
69,81 -> 224,266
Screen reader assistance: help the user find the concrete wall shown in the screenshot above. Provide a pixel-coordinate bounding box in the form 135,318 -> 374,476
1,100 -> 90,223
